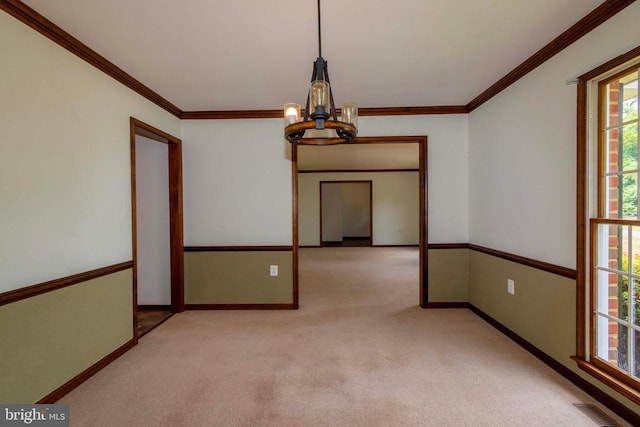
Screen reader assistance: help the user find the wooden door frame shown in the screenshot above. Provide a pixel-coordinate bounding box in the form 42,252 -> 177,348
292,135 -> 429,308
319,180 -> 373,247
130,117 -> 185,342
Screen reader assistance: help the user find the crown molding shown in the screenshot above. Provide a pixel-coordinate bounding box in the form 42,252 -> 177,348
1,0 -> 634,119
359,106 -> 469,115
0,0 -> 183,118
181,105 -> 468,120
466,0 -> 636,112
181,110 -> 282,120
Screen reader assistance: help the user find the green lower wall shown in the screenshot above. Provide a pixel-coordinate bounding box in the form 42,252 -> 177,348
428,248 -> 469,302
185,251 -> 293,304
6,248 -> 633,410
0,269 -> 133,403
468,250 -> 640,414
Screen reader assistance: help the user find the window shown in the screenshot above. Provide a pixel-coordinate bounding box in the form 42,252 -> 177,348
578,53 -> 640,404
594,66 -> 640,376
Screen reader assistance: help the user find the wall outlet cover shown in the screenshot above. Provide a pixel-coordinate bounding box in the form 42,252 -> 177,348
270,265 -> 278,277
507,279 -> 515,295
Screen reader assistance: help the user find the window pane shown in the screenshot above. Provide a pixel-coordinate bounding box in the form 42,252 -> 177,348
595,270 -> 626,320
631,226 -> 640,276
634,329 -> 640,379
595,224 -> 629,272
622,97 -> 638,122
620,71 -> 638,123
617,276 -> 631,322
604,174 -> 619,217
596,315 -> 626,370
618,323 -> 630,372
605,128 -> 621,174
621,173 -> 638,219
604,173 -> 639,219
621,122 -> 639,170
593,223 -> 639,324
633,277 -> 640,328
605,81 -> 621,129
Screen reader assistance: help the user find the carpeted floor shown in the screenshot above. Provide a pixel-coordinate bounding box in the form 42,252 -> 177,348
59,247 -> 628,426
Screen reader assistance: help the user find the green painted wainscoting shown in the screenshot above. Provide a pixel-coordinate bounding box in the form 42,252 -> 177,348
0,269 -> 133,403
468,250 -> 640,415
185,251 -> 293,304
428,248 -> 469,303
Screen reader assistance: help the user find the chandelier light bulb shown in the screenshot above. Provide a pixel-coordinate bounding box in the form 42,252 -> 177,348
341,102 -> 358,128
284,103 -> 301,125
309,80 -> 330,117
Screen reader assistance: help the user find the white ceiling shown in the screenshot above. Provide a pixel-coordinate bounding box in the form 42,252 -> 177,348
23,0 -> 603,111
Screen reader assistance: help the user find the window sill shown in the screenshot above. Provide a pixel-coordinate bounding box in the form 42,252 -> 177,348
572,356 -> 640,406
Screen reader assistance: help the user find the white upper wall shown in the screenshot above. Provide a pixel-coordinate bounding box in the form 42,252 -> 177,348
181,114 -> 468,245
0,12 -> 181,292
359,115 -> 469,243
182,119 -> 293,246
468,2 -> 640,268
0,8 -> 467,292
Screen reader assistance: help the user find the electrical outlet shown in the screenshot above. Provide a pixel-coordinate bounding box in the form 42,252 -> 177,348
270,265 -> 278,277
507,279 -> 515,295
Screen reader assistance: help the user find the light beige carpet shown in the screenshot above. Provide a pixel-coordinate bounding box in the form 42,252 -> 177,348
59,247 -> 628,426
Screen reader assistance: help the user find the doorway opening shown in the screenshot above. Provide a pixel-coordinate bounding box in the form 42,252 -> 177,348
292,136 -> 428,308
320,181 -> 372,247
130,118 -> 184,341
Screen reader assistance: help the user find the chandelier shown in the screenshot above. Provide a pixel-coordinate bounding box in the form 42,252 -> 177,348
284,0 -> 358,145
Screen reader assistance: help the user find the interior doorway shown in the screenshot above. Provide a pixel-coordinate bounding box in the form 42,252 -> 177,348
130,118 -> 184,341
320,181 -> 372,247
292,136 -> 428,308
